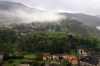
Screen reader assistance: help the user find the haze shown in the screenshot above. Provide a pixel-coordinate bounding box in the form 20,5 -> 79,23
0,1 -> 66,25
1,0 -> 100,15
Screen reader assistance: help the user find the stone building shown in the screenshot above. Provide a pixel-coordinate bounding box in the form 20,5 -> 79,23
77,48 -> 88,59
43,53 -> 52,60
77,48 -> 100,66
80,56 -> 99,66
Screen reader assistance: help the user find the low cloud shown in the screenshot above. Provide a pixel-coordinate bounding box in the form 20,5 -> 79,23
0,9 -> 66,25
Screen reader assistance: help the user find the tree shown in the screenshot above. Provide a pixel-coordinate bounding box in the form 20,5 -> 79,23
60,59 -> 72,66
35,52 -> 43,60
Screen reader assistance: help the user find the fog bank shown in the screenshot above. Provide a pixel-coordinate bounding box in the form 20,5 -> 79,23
0,9 -> 66,25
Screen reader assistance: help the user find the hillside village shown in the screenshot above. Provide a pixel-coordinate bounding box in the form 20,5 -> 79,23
0,22 -> 100,66
40,48 -> 100,66
1,0 -> 100,66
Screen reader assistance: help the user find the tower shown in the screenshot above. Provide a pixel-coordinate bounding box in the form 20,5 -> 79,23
77,48 -> 85,66
77,48 -> 84,55
77,48 -> 85,60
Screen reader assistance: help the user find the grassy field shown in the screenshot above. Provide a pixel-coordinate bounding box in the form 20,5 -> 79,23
4,54 -> 36,66
4,59 -> 22,66
24,54 -> 36,59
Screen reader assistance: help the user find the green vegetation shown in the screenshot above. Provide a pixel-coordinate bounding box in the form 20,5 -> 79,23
21,59 -> 35,62
70,50 -> 77,56
4,54 -> 38,66
44,60 -> 52,64
11,19 -> 100,37
0,29 -> 18,52
12,24 -> 31,32
19,32 -> 100,55
0,29 -> 100,55
1,19 -> 100,65
24,54 -> 36,59
60,19 -> 100,36
4,59 -> 21,66
60,59 -> 72,66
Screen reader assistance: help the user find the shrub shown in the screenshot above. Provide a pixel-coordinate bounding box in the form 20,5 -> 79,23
8,60 -> 13,63
8,55 -> 24,59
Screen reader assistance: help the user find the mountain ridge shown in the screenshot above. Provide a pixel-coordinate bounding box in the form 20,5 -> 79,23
60,13 -> 100,27
0,1 -> 100,28
0,1 -> 65,25
0,1 -> 29,10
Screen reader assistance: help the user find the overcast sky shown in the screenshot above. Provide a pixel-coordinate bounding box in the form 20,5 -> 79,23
1,0 -> 100,15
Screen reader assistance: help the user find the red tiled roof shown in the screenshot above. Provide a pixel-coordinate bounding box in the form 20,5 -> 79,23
67,55 -> 77,60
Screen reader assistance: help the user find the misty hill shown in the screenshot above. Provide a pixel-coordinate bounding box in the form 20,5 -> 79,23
0,1 -> 41,12
0,1 -> 29,10
60,13 -> 100,27
1,1 -> 100,29
0,1 -> 31,25
96,15 -> 100,18
0,1 -> 64,25
60,19 -> 100,36
10,19 -> 100,37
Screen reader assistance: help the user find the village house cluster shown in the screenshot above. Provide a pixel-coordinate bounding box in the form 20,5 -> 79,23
43,53 -> 78,65
42,48 -> 100,66
0,48 -> 100,66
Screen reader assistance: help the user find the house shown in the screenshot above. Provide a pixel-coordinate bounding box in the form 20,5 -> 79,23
53,54 -> 68,60
31,26 -> 49,32
53,54 -> 78,65
43,53 -> 52,60
43,53 -> 78,65
53,54 -> 63,60
67,55 -> 78,65
80,56 -> 99,66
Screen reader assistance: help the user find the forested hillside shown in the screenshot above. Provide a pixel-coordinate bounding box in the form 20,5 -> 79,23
0,29 -> 100,56
60,13 -> 100,27
60,19 -> 100,36
10,18 -> 100,37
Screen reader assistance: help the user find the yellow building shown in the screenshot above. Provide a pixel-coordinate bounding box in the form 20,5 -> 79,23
53,54 -> 78,65
67,55 -> 78,65
43,53 -> 78,65
53,54 -> 69,59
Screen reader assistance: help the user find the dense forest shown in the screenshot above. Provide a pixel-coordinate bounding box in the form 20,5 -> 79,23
20,32 -> 100,54
59,19 -> 100,36
0,29 -> 100,56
